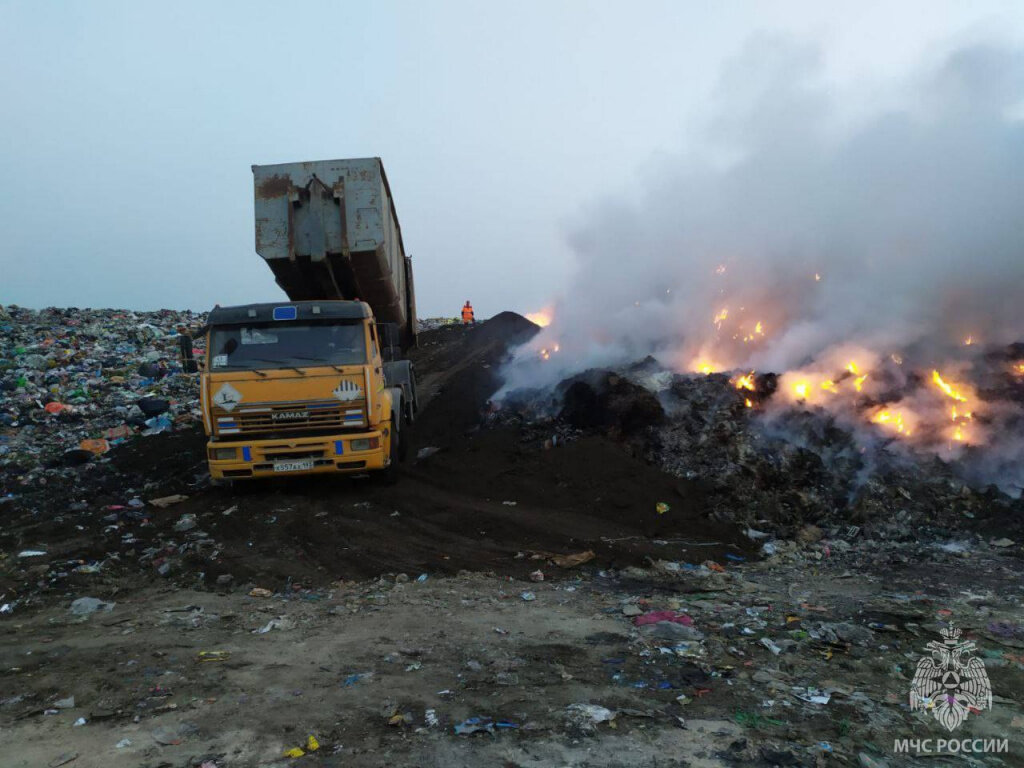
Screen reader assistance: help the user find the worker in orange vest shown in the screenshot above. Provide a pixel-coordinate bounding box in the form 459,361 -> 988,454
461,301 -> 475,325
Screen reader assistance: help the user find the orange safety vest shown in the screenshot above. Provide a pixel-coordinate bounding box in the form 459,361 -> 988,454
462,304 -> 475,322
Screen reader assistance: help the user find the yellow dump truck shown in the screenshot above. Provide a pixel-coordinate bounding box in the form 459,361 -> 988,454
182,158 -> 418,483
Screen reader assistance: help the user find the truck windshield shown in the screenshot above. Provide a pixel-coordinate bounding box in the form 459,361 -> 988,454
208,322 -> 366,370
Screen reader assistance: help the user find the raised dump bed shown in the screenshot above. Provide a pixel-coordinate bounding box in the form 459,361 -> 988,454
252,157 -> 417,348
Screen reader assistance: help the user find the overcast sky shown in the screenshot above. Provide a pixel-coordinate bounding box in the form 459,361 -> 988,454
1,1 -> 1022,318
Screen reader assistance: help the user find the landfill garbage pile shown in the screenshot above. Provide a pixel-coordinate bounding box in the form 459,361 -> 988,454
1,309 -> 1022,766
2,309 -> 752,618
498,357 -> 1024,543
416,316 -> 460,332
0,305 -> 206,502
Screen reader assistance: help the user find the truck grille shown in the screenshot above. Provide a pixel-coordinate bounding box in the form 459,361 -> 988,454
216,400 -> 365,435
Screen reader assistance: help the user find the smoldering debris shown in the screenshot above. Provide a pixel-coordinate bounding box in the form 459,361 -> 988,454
500,39 -> 1024,498
497,353 -> 1024,539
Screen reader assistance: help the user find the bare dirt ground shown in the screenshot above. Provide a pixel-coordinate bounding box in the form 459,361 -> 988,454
2,315 -> 1024,767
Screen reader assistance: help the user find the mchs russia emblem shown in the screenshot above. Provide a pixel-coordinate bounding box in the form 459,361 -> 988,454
909,623 -> 992,732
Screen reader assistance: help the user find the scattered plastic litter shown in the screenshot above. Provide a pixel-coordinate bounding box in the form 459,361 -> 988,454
197,650 -> 230,662
256,617 -> 295,634
453,716 -> 518,735
795,687 -> 831,705
69,597 -> 115,616
173,513 -> 197,532
342,672 -> 374,686
565,703 -> 616,731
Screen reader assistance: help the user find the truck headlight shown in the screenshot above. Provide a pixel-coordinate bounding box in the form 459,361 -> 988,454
211,447 -> 237,460
350,438 -> 379,451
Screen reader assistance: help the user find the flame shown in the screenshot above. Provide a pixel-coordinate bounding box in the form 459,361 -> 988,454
713,308 -> 729,329
1014,362 -> 1024,375
734,372 -> 756,391
964,335 -> 974,346
814,273 -> 822,281
854,375 -> 867,392
715,264 -> 727,275
932,370 -> 967,402
691,356 -> 723,374
821,379 -> 838,393
744,398 -> 753,408
525,309 -> 552,327
873,409 -> 909,435
742,320 -> 766,343
793,381 -> 809,400
846,361 -> 859,375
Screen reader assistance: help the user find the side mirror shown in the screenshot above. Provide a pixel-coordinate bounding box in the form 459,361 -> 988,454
178,334 -> 199,374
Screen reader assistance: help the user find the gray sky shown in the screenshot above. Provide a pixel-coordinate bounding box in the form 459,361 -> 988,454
1,1 -> 1021,318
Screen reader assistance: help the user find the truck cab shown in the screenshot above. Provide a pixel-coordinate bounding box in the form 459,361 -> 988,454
199,300 -> 416,482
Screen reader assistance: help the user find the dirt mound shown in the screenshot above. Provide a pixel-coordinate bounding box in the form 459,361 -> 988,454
410,313 -> 539,447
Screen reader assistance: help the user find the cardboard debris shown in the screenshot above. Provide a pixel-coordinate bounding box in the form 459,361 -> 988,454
148,494 -> 189,508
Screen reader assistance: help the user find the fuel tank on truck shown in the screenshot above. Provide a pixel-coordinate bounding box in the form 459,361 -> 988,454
252,158 -> 417,349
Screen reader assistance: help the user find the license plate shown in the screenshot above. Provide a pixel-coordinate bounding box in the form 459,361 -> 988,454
273,459 -> 315,473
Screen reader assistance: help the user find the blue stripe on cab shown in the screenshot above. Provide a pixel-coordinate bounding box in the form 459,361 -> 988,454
242,446 -> 251,461
334,441 -> 344,455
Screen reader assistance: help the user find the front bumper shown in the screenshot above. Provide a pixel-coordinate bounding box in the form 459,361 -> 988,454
207,430 -> 389,480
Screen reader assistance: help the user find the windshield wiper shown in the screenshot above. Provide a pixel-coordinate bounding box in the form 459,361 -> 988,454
248,358 -> 307,376
218,361 -> 266,377
292,355 -> 345,373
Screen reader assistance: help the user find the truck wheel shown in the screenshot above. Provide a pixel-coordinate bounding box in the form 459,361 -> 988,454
380,423 -> 402,485
405,370 -> 418,426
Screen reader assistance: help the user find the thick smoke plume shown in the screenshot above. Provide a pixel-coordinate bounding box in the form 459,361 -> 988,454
501,38 -> 1024,494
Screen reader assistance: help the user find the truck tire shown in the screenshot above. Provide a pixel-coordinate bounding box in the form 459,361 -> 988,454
405,368 -> 418,426
380,422 -> 402,485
